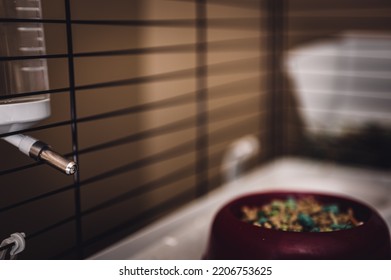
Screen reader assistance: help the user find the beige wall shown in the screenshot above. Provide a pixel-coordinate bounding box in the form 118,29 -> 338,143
0,0 -> 269,259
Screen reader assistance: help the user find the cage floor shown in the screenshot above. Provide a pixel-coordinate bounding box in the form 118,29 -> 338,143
90,157 -> 391,260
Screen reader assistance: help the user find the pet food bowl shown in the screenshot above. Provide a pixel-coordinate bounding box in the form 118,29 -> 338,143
205,191 -> 391,259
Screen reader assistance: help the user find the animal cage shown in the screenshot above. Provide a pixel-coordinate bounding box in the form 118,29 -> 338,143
1,0 -> 391,260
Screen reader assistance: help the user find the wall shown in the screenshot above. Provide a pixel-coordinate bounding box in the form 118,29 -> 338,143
0,0 -> 270,259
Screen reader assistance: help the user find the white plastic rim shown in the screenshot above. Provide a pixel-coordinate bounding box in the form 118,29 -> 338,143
3,134 -> 38,156
0,98 -> 51,134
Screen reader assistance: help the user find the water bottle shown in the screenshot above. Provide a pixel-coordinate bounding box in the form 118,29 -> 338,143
0,0 -> 50,134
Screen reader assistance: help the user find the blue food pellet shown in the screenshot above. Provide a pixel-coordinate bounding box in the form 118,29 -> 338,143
310,227 -> 320,232
258,217 -> 268,224
331,224 -> 352,230
323,204 -> 339,214
298,213 -> 315,228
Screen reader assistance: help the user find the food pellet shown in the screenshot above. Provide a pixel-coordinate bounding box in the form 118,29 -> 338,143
241,196 -> 363,232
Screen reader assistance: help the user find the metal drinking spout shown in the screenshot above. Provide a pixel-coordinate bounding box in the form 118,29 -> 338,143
2,134 -> 77,175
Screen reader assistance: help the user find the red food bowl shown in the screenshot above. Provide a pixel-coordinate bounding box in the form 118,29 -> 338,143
205,191 -> 391,259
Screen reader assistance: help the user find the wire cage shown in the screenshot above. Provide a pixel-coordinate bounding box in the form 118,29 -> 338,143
1,0 -> 390,259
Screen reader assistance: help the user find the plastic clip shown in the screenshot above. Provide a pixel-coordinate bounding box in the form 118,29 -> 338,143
0,232 -> 26,260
